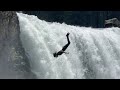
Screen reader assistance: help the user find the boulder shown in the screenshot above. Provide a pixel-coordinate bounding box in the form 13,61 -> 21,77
105,18 -> 120,28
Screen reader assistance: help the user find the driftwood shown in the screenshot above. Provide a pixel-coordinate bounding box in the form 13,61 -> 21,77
105,18 -> 120,28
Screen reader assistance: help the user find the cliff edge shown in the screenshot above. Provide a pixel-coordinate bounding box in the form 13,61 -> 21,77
0,11 -> 36,79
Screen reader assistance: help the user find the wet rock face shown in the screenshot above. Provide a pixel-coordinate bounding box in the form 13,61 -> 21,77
0,11 -> 36,79
105,18 -> 120,28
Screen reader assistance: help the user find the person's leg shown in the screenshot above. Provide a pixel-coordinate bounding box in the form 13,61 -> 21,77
66,35 -> 70,44
62,34 -> 70,51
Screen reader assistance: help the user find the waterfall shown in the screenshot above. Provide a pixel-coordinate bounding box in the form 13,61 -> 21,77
17,13 -> 120,79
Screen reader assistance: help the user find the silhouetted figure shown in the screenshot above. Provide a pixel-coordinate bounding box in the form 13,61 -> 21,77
53,33 -> 70,58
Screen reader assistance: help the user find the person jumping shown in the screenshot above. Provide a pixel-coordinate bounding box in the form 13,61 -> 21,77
53,33 -> 70,58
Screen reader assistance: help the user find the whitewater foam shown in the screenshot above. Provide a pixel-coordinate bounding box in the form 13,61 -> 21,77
17,13 -> 120,79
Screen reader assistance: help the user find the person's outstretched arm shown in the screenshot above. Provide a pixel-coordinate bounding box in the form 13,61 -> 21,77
63,51 -> 69,54
60,50 -> 69,54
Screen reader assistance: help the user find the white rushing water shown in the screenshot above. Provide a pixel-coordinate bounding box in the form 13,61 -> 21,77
17,13 -> 120,79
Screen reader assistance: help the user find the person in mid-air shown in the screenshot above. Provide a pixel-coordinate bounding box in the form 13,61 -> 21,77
53,33 -> 70,58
